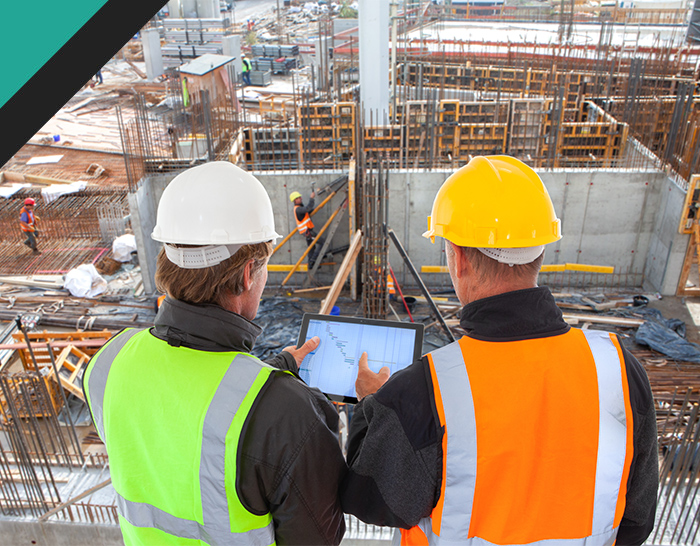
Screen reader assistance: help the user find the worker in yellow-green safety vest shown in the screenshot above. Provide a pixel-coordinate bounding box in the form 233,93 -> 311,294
241,53 -> 252,86
341,156 -> 658,545
84,162 -> 347,545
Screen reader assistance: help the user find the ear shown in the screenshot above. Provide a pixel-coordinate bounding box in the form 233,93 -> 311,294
448,241 -> 470,280
243,259 -> 254,291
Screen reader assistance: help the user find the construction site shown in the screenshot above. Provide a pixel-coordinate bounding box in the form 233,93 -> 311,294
4,0 -> 700,542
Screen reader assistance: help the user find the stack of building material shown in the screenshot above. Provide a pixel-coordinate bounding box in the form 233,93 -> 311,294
250,70 -> 272,86
251,44 -> 299,57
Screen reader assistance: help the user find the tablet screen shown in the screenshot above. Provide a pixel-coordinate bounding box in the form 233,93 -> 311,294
297,314 -> 424,402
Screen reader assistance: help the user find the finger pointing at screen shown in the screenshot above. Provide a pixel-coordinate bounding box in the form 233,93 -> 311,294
355,352 -> 390,401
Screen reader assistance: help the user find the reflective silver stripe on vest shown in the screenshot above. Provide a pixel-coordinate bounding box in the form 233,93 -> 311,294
583,330 -> 628,537
87,328 -> 143,440
427,332 -> 627,546
88,335 -> 275,546
430,341 -> 477,540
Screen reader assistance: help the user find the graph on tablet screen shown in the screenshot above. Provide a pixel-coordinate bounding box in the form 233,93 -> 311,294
299,318 -> 417,398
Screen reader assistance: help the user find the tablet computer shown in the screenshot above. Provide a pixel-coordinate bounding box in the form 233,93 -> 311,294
296,313 -> 424,403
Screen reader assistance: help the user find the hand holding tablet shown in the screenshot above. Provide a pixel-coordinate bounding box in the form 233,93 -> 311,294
296,313 -> 424,403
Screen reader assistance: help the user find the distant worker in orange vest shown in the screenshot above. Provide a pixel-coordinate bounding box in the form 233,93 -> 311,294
19,197 -> 41,255
340,156 -> 658,545
290,190 -> 325,269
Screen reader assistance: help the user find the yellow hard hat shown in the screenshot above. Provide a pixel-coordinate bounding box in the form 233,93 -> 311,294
289,191 -> 302,202
423,155 -> 561,248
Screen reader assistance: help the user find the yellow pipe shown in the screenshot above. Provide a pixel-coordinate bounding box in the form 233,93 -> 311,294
267,264 -> 308,272
564,264 -> 615,274
540,264 -> 566,272
421,265 -> 449,273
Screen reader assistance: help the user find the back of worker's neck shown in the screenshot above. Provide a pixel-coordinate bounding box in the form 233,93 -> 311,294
460,280 -> 538,306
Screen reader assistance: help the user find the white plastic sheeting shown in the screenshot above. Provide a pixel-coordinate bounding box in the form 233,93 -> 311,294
63,264 -> 107,298
112,234 -> 137,262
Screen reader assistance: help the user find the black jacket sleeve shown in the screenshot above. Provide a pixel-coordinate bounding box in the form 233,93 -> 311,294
340,358 -> 441,528
615,344 -> 658,545
240,372 -> 347,545
264,350 -> 298,373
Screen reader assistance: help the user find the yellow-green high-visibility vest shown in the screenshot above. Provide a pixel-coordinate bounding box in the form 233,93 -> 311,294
84,328 -> 279,546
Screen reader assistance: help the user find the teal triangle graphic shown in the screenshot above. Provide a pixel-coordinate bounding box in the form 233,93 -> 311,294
0,0 -> 108,109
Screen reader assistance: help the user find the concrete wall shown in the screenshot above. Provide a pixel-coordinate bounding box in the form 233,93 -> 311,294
385,169 -> 687,295
644,176 -> 689,295
0,519 -> 123,546
129,174 -> 172,294
130,167 -> 689,296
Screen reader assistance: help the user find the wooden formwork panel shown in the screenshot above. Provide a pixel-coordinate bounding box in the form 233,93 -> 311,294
455,124 -> 508,158
364,126 -> 402,155
508,98 -> 549,160
11,330 -> 113,373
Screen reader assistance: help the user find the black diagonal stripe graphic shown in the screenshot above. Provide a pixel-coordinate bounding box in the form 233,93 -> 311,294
0,0 -> 167,168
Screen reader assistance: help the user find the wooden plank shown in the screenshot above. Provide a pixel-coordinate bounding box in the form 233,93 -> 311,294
0,339 -> 110,351
320,230 -> 363,314
0,171 -> 75,186
38,479 -> 112,522
560,313 -> 644,327
348,159 -> 357,301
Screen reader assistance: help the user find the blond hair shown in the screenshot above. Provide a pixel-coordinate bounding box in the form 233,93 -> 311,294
155,242 -> 273,305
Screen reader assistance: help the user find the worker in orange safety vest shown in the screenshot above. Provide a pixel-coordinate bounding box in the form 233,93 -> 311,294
340,156 -> 658,545
290,190 -> 325,268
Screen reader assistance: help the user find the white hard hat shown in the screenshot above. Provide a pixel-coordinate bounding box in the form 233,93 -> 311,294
152,161 -> 280,269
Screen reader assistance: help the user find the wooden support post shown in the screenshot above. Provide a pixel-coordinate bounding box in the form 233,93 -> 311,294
279,200 -> 346,288
320,230 -> 363,314
348,160 -> 357,300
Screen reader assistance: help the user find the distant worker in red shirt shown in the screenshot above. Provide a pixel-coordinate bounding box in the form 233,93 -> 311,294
19,198 -> 41,255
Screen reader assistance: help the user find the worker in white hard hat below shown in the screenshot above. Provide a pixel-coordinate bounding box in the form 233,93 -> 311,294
340,156 -> 658,545
84,162 -> 347,546
290,190 -> 325,269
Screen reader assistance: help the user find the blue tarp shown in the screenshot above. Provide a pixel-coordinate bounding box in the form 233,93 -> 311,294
633,308 -> 700,363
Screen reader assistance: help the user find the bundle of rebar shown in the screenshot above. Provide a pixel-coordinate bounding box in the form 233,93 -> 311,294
362,158 -> 389,319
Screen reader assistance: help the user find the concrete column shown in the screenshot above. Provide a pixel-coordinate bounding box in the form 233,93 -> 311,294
167,0 -> 182,18
222,35 -> 242,74
359,0 -> 389,122
141,29 -> 164,81
196,0 -> 218,18
181,0 -> 198,18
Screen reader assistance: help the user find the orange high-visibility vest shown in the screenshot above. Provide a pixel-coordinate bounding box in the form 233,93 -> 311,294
294,205 -> 314,235
19,207 -> 35,232
387,273 -> 396,295
401,328 -> 634,546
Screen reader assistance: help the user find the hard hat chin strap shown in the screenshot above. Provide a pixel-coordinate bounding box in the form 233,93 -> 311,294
164,243 -> 243,269
477,245 -> 544,266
